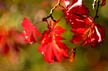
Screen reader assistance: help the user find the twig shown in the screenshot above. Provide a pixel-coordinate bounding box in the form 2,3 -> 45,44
94,0 -> 100,20
42,0 -> 61,22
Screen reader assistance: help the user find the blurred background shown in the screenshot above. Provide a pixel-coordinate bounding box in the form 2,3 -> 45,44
0,0 -> 108,71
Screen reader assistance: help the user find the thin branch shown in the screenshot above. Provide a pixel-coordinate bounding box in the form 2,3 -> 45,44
50,0 -> 61,15
92,0 -> 97,9
94,0 -> 100,20
42,0 -> 61,22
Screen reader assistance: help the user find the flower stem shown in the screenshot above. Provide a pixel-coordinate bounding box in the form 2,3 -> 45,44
42,0 -> 61,22
94,0 -> 100,20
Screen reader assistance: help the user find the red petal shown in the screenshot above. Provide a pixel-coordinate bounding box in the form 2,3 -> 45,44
54,26 -> 65,35
62,0 -> 70,7
71,0 -> 78,5
84,16 -> 93,25
62,50 -> 69,58
71,34 -> 83,44
22,18 -> 41,36
69,4 -> 89,15
82,24 -> 105,47
0,28 -> 7,45
55,35 -> 65,40
95,24 -> 105,41
40,33 -> 51,44
52,43 -> 61,62
56,40 -> 68,51
1,43 -> 9,55
44,43 -> 53,63
11,31 -> 25,44
56,41 -> 69,58
21,18 -> 41,43
22,18 -> 34,32
71,28 -> 86,34
101,0 -> 106,6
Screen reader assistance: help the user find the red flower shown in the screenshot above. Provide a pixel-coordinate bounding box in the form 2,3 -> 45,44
0,28 -> 25,54
71,16 -> 105,47
62,0 -> 105,47
38,20 -> 69,63
21,18 -> 41,44
63,0 -> 88,26
0,27 -> 26,64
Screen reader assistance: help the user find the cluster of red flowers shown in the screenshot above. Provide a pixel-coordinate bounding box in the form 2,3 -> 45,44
63,0 -> 105,47
20,0 -> 106,63
22,18 -> 70,63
